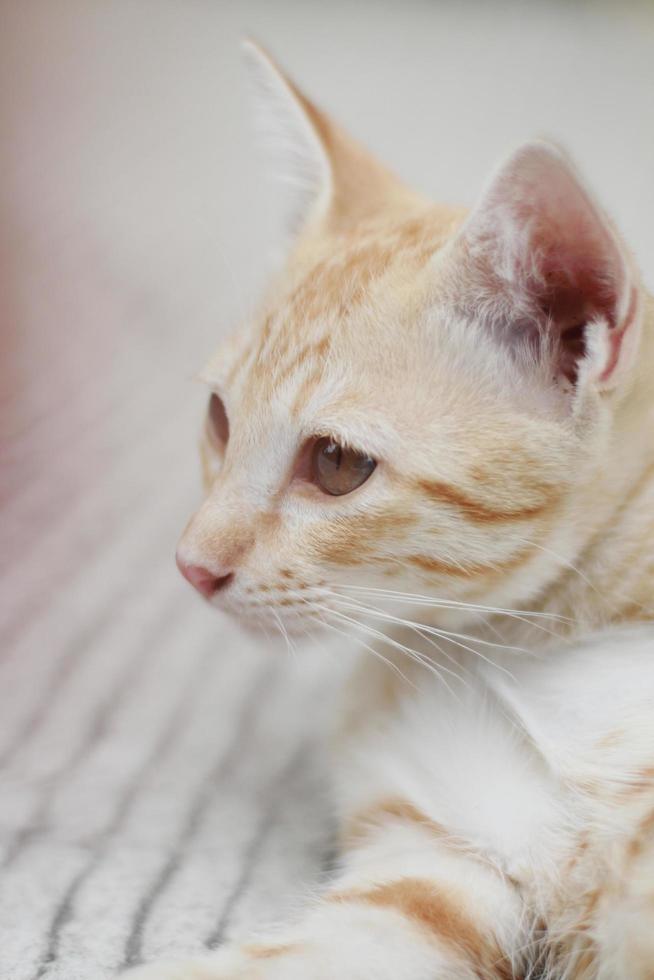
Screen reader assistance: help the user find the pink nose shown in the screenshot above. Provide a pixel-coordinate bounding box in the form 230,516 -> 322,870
176,555 -> 233,599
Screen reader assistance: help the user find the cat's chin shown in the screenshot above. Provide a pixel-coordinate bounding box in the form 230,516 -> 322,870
226,605 -> 312,642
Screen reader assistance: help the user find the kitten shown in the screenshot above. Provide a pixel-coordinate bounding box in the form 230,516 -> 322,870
127,42 -> 654,980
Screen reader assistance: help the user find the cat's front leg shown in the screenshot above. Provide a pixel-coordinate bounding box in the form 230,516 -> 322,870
120,799 -> 527,979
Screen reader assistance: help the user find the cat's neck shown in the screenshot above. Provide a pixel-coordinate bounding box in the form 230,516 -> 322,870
536,291 -> 654,632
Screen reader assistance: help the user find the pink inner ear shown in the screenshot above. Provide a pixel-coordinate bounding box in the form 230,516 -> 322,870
462,142 -> 630,387
534,232 -> 621,384
535,211 -> 620,320
598,284 -> 638,385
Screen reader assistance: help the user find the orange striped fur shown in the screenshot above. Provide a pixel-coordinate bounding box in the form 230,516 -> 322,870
154,42 -> 654,980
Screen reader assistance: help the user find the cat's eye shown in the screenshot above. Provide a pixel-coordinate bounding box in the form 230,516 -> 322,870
207,393 -> 229,446
312,437 -> 376,496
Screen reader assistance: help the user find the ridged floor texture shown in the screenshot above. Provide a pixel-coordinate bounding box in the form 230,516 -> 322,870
0,251 -> 336,978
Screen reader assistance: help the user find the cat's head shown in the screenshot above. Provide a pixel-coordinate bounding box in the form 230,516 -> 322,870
176,43 -> 643,633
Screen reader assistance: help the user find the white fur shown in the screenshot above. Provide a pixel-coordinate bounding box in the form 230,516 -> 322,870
241,41 -> 332,233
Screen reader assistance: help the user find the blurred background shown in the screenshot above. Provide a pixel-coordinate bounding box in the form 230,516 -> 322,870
1,1 -> 653,978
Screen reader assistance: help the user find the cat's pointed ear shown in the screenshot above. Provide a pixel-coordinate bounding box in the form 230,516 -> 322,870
242,40 -> 409,234
456,141 -> 641,394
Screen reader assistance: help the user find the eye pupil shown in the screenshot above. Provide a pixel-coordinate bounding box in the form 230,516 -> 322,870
312,437 -> 376,496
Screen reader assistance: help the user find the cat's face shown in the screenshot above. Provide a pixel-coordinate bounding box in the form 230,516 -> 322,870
176,44 -> 641,634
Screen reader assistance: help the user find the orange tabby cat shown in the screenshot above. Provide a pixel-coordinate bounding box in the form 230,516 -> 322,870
126,43 -> 654,980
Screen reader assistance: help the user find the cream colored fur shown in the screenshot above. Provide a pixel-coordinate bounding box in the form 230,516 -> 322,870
124,43 -> 654,980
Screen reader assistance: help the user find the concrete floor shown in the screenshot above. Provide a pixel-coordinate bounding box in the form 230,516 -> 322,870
1,1 -> 653,977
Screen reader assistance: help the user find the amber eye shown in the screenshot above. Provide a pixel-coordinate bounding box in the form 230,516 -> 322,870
312,437 -> 376,496
207,393 -> 229,447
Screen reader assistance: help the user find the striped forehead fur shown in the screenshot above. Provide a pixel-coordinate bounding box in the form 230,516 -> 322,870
182,47 -> 645,641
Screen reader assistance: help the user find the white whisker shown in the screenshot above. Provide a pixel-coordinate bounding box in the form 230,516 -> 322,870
271,608 -> 297,661
513,536 -> 599,594
306,598 -> 466,699
322,591 -> 473,676
326,593 -> 517,680
306,612 -> 416,689
331,594 -> 531,656
333,583 -> 570,639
